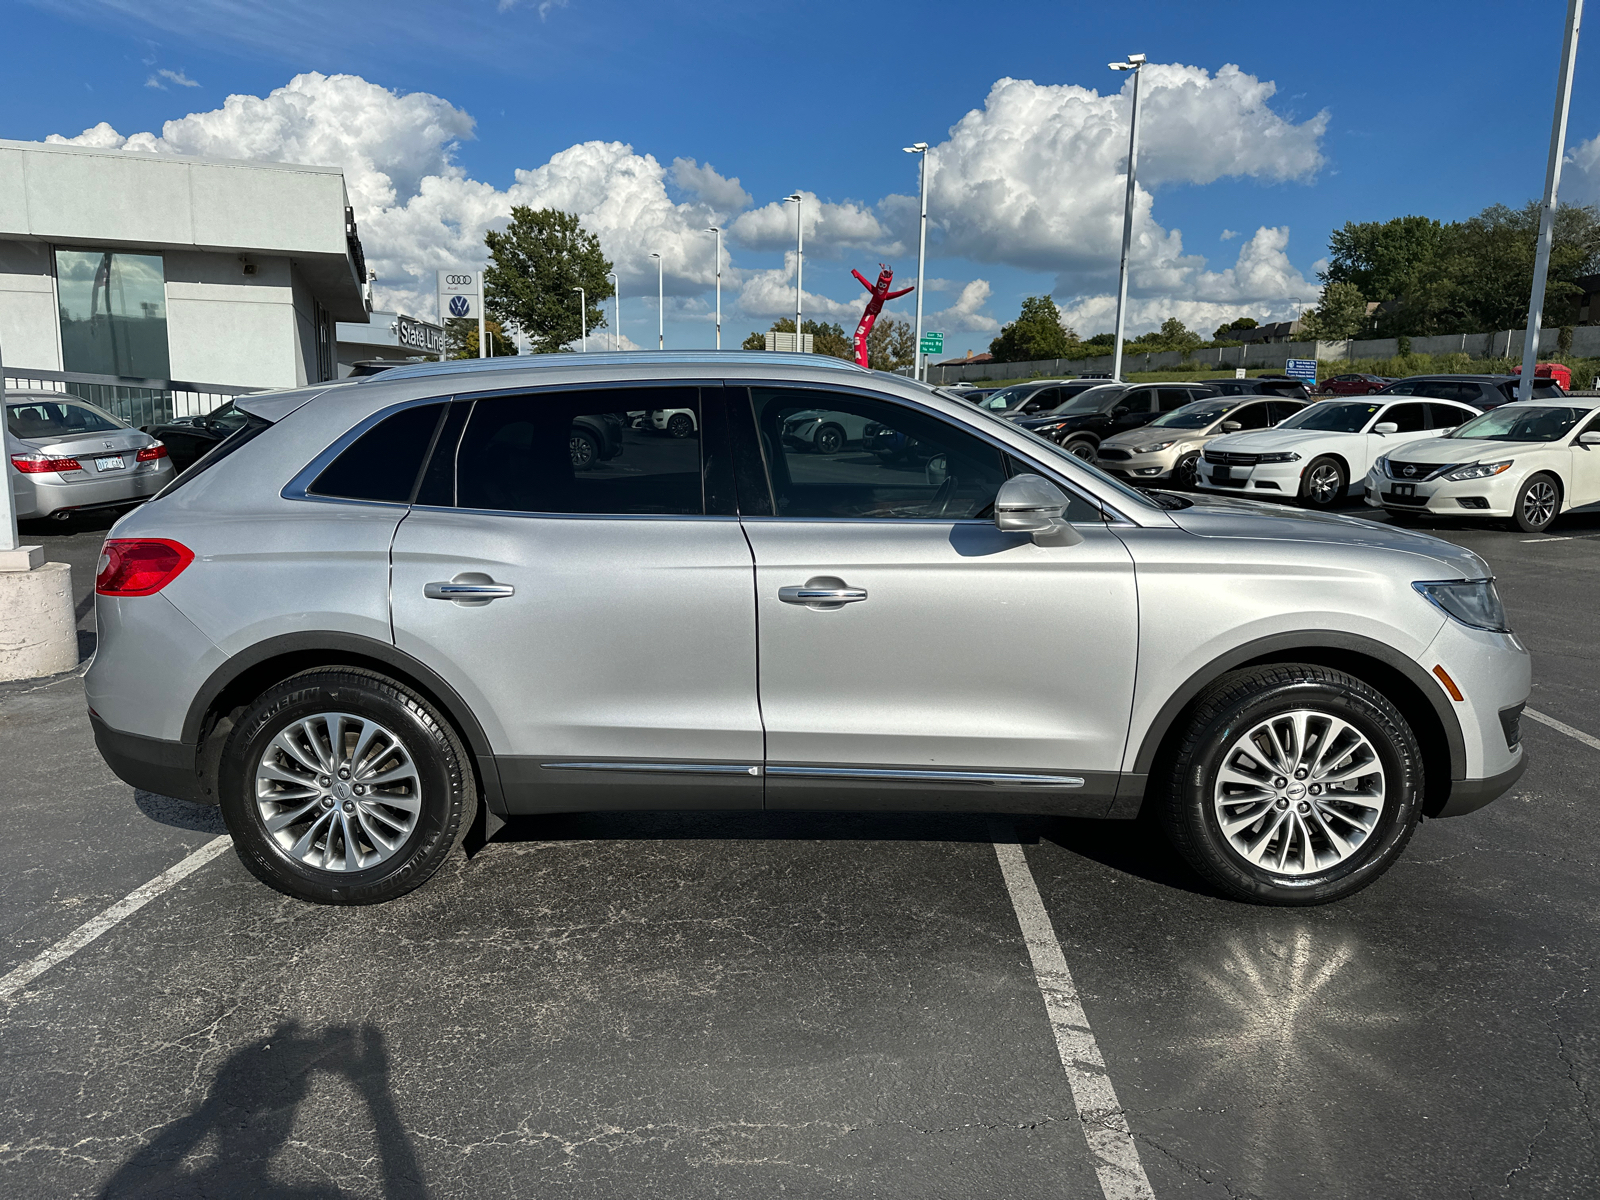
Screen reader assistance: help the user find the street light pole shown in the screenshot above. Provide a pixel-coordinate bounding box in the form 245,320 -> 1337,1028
705,226 -> 722,349
572,286 -> 586,352
607,271 -> 620,351
1520,0 -> 1584,402
903,142 -> 930,380
784,193 -> 804,350
650,253 -> 664,350
1108,53 -> 1147,384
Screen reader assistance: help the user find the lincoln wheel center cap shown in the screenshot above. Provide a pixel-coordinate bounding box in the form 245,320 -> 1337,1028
332,781 -> 353,802
1286,782 -> 1307,800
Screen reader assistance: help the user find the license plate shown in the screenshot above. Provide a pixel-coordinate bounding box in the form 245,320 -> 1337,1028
94,455 -> 125,472
1215,468 -> 1239,483
1392,483 -> 1414,497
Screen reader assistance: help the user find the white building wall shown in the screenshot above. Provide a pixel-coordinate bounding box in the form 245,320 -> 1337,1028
163,250 -> 302,389
0,240 -> 62,371
289,261 -> 319,387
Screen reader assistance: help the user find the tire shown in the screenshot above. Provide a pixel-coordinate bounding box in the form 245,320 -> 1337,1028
219,668 -> 477,905
815,424 -> 846,455
667,412 -> 695,439
1173,452 -> 1200,490
1063,437 -> 1098,462
1299,456 -> 1346,508
568,429 -> 599,470
1158,664 -> 1423,905
1512,472 -> 1560,534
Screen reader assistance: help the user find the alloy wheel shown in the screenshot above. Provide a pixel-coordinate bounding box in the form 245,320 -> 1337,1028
1522,479 -> 1557,529
1067,440 -> 1097,461
1307,464 -> 1342,504
253,712 -> 422,873
1212,708 -> 1386,876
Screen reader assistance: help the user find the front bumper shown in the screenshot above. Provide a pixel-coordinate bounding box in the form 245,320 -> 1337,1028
1436,755 -> 1528,817
1096,447 -> 1183,482
1362,467 -> 1521,517
1195,458 -> 1303,497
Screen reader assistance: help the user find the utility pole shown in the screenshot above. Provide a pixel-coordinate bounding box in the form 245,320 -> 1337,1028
477,268 -> 486,359
1108,53 -> 1147,384
650,253 -> 664,350
607,271 -> 620,351
785,193 -> 804,350
706,226 -> 722,349
1520,0 -> 1584,402
572,287 -> 587,351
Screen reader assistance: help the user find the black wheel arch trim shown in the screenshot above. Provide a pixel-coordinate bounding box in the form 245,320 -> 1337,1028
182,631 -> 506,812
1131,629 -> 1467,784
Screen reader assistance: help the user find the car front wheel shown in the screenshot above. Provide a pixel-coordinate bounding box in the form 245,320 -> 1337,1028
1299,456 -> 1346,508
1512,472 -> 1560,534
1063,438 -> 1098,461
815,424 -> 846,454
667,413 -> 695,439
1158,664 -> 1423,905
219,668 -> 476,905
569,429 -> 599,470
1173,452 -> 1200,490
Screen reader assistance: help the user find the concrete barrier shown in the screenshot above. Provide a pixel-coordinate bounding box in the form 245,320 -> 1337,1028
0,561 -> 77,682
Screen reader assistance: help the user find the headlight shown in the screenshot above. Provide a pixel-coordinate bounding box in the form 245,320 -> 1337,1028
1443,459 -> 1513,481
1375,456 -> 1389,476
1255,452 -> 1301,464
1133,440 -> 1175,454
1413,579 -> 1510,633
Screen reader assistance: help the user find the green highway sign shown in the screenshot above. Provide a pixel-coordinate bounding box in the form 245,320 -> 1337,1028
920,331 -> 944,354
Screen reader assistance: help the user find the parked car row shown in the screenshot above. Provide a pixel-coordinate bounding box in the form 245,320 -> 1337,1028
5,391 -> 174,520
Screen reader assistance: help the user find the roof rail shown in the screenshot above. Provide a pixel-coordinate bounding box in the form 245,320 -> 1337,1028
369,350 -> 873,383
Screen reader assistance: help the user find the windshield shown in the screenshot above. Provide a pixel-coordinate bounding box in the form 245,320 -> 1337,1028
962,403 -> 1161,512
1043,384 -> 1125,416
1276,401 -> 1380,433
205,400 -> 249,433
1148,399 -> 1237,429
1449,405 -> 1587,442
6,399 -> 123,438
979,385 -> 1036,412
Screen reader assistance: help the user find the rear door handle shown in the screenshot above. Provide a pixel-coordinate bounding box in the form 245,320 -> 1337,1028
425,573 -> 515,605
778,576 -> 867,609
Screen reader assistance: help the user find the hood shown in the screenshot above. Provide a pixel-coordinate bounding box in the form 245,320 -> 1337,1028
1382,436 -> 1528,466
1169,493 -> 1491,579
1101,425 -> 1210,450
1206,426 -> 1336,453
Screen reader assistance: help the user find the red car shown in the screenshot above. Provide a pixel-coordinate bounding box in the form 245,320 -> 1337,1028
1513,362 -> 1573,390
1317,372 -> 1393,396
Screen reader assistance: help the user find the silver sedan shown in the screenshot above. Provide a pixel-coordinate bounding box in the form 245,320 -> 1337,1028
5,391 -> 175,520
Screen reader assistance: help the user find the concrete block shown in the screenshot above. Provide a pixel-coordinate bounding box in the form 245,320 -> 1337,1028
0,545 -> 45,571
0,561 -> 77,681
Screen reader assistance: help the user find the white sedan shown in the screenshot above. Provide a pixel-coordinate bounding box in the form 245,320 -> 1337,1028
1196,395 -> 1483,509
1363,398 -> 1600,533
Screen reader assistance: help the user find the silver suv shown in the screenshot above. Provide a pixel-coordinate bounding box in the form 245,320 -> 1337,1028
87,353 -> 1530,907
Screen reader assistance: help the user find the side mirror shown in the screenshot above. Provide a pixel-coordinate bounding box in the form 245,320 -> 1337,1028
1373,421 -> 1399,434
1221,420 -> 1242,432
926,454 -> 949,485
995,473 -> 1083,547
1580,430 -> 1600,446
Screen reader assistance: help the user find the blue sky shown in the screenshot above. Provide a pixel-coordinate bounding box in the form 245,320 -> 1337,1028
8,1 -> 1598,354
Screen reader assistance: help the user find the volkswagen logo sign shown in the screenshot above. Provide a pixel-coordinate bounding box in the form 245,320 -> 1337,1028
449,295 -> 470,318
1402,464 -> 1417,478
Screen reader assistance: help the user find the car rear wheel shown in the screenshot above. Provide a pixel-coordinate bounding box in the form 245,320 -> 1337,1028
1063,437 -> 1097,461
1158,664 -> 1423,905
219,668 -> 476,905
667,413 -> 695,439
1299,456 -> 1346,508
1512,472 -> 1560,534
815,424 -> 846,455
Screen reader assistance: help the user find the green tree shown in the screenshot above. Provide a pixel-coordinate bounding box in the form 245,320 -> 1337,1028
483,206 -> 614,353
1130,317 -> 1202,354
866,316 -> 917,371
746,317 -> 853,360
1211,317 -> 1258,340
1299,283 -> 1370,340
989,295 -> 1078,362
444,316 -> 516,359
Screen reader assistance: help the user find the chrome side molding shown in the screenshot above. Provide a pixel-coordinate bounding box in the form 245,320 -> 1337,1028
767,766 -> 1085,788
542,761 -> 762,777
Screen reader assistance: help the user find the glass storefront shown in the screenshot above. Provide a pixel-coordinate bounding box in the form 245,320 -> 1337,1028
56,249 -> 172,379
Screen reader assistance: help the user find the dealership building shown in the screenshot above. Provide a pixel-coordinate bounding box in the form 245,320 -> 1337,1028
0,137 -> 372,424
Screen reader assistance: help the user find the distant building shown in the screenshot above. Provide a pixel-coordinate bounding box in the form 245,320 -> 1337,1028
336,310 -> 442,377
938,351 -> 994,366
0,138 -> 369,422
1234,319 -> 1307,345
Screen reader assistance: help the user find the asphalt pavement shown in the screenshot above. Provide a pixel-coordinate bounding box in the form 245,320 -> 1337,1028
1,501 -> 1597,1199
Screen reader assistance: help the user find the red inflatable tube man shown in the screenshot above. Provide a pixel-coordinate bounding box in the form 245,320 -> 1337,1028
852,265 -> 914,367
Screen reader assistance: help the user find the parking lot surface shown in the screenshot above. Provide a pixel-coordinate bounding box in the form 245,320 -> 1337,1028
2,505 -> 1597,1199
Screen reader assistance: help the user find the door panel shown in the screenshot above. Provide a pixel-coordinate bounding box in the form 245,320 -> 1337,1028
743,519 -> 1137,812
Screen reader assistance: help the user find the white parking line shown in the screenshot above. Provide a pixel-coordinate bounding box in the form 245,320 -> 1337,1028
0,836 -> 231,1003
1525,706 -> 1600,753
991,823 -> 1155,1200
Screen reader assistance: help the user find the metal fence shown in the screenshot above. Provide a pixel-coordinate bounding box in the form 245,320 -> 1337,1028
3,368 -> 253,429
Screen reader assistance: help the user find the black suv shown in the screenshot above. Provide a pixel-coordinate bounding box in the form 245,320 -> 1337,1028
1015,382 -> 1218,459
1376,374 -> 1565,411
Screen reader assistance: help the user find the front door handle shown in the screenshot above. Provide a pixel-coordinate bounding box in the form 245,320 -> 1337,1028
425,572 -> 515,606
779,576 -> 867,609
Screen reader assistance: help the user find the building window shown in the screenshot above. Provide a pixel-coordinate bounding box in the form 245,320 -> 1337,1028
56,249 -> 172,380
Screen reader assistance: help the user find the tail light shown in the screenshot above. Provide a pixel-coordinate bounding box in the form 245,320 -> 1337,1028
11,453 -> 83,474
96,539 -> 195,597
136,442 -> 168,462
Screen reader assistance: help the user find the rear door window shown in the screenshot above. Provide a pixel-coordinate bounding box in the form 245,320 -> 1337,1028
441,388 -> 704,516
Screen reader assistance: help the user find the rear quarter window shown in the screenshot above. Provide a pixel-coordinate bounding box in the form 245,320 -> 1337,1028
308,403 -> 446,504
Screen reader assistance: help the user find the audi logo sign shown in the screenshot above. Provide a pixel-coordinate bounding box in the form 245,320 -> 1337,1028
436,269 -> 480,296
444,274 -> 475,287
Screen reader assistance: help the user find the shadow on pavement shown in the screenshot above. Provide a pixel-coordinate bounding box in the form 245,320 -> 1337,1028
134,789 -> 228,834
98,1022 -> 428,1200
